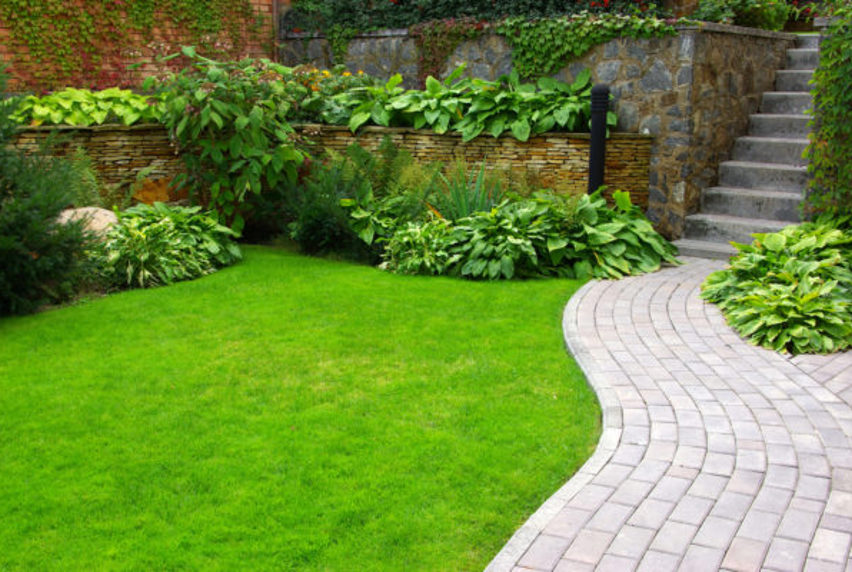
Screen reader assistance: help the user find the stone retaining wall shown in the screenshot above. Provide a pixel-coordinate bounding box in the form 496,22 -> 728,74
280,24 -> 796,238
13,124 -> 652,208
299,125 -> 652,206
14,125 -> 186,203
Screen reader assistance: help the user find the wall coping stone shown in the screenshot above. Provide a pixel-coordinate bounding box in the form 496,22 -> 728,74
17,123 -> 165,134
292,123 -> 654,142
675,21 -> 798,40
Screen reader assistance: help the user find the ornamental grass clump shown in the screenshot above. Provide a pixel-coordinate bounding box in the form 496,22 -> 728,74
701,222 -> 852,355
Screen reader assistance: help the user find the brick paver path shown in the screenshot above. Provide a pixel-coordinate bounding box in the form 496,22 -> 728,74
488,258 -> 852,572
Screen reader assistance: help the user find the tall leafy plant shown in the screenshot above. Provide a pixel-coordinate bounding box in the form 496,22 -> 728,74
805,2 -> 852,219
155,48 -> 305,234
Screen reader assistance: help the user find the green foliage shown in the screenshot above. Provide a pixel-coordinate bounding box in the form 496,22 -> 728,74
283,0 -> 667,36
339,65 -> 615,141
0,0 -> 265,91
429,161 -> 504,221
0,74 -> 92,315
383,190 -> 679,280
693,0 -> 790,30
154,48 -> 305,235
702,223 -> 852,354
98,202 -> 241,289
12,88 -> 164,127
496,13 -> 678,79
806,3 -> 852,219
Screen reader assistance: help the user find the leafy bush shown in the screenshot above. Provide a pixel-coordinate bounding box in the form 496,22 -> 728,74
0,75 -> 93,316
98,202 -> 241,289
153,48 -> 305,235
339,66 -> 616,141
693,0 -> 790,30
702,223 -> 852,354
382,190 -> 679,280
11,88 -> 164,127
806,2 -> 852,219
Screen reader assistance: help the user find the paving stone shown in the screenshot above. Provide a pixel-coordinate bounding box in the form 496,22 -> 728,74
636,550 -> 680,572
693,515 -> 740,549
562,530 -> 615,565
608,525 -> 656,559
680,544 -> 725,571
764,537 -> 809,571
809,529 -> 852,564
669,495 -> 715,526
627,498 -> 675,529
721,537 -> 769,571
649,520 -> 697,554
518,535 -> 573,570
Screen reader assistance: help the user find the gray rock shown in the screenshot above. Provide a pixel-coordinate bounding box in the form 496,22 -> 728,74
639,115 -> 662,136
596,61 -> 621,83
640,60 -> 673,92
57,207 -> 118,237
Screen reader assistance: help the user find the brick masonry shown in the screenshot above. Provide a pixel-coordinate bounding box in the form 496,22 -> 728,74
0,0 -> 275,92
279,24 -> 796,239
13,123 -> 652,208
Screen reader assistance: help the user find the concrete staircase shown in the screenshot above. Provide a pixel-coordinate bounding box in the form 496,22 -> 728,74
674,34 -> 818,259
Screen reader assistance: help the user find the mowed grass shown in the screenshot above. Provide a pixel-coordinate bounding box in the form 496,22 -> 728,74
0,246 -> 600,570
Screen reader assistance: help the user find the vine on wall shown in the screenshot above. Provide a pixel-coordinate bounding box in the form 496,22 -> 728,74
805,3 -> 852,219
409,18 -> 487,87
0,0 -> 269,91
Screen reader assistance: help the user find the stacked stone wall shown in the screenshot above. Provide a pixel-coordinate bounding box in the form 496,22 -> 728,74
279,24 -> 796,238
299,125 -> 652,205
14,125 -> 186,203
13,124 -> 652,207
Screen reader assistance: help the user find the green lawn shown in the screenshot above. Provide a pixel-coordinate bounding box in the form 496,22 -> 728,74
0,246 -> 600,570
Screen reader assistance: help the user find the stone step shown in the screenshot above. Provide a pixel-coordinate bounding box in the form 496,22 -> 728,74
787,48 -> 819,70
701,186 -> 803,221
732,136 -> 809,166
748,114 -> 811,137
719,161 -> 809,192
760,92 -> 813,115
776,70 -> 814,92
672,238 -> 738,260
684,213 -> 793,244
796,34 -> 820,49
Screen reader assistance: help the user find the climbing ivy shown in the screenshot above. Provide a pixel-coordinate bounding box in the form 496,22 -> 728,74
806,2 -> 852,219
496,13 -> 678,79
0,0 -> 267,91
409,18 -> 487,88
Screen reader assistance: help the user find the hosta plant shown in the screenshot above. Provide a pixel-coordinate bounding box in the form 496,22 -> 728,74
12,88 -> 164,127
98,202 -> 242,289
701,223 -> 852,355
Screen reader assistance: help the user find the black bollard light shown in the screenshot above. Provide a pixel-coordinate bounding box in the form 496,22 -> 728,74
588,84 -> 610,194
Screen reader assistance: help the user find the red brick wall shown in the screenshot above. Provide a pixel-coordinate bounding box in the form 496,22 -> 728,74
0,1 -> 276,92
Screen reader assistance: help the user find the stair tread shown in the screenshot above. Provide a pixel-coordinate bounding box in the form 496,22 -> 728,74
721,160 -> 808,171
686,213 -> 793,227
704,186 -> 803,197
672,239 -> 738,260
736,135 -> 810,144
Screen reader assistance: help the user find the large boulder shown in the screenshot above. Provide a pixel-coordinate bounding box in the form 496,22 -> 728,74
57,207 -> 118,237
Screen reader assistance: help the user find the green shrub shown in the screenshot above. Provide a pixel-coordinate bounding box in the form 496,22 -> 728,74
693,0 -> 790,30
98,202 -> 242,289
153,48 -> 305,235
382,190 -> 679,280
0,75 -> 93,316
11,88 -> 164,127
702,223 -> 852,354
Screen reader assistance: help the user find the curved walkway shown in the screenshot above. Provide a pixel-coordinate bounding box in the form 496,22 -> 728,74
488,257 -> 852,572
